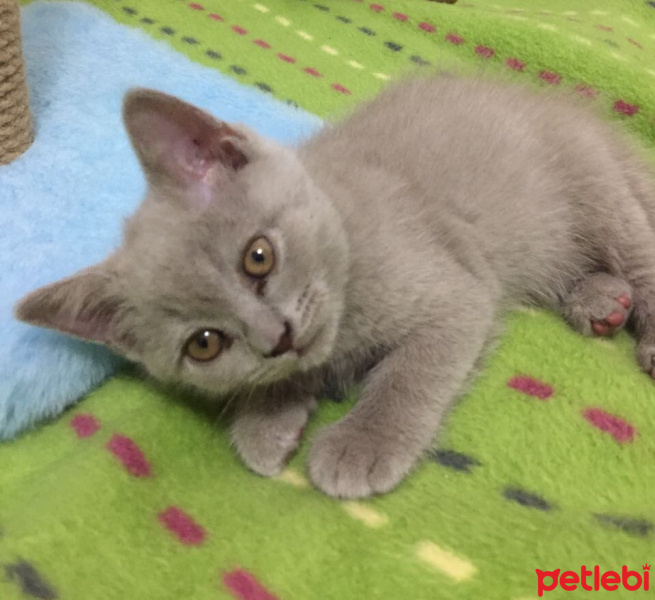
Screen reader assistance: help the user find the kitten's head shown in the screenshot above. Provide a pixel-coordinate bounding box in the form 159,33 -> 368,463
15,89 -> 348,395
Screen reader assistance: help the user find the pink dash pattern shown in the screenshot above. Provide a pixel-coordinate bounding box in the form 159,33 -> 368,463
575,84 -> 598,99
304,67 -> 322,77
331,83 -> 351,95
614,100 -> 639,116
419,22 -> 436,33
188,2 -> 204,10
232,25 -> 248,35
370,3 -> 384,12
583,408 -> 636,444
254,39 -> 271,49
393,12 -> 408,21
445,33 -> 464,45
106,434 -> 152,477
208,13 -> 223,21
539,71 -> 561,85
71,414 -> 100,438
223,570 -> 279,600
506,57 -> 525,71
508,375 -> 553,400
475,45 -> 495,58
158,506 -> 206,546
277,53 -> 296,63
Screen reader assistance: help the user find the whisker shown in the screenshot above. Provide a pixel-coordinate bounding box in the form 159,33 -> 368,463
217,388 -> 241,422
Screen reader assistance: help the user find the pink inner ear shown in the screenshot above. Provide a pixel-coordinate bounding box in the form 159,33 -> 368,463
149,117 -> 216,183
171,133 -> 248,183
180,138 -> 214,179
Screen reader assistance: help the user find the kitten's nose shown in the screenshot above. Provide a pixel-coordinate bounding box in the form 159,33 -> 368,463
267,321 -> 294,358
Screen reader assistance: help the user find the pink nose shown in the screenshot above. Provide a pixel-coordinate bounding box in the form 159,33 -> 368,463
267,321 -> 294,357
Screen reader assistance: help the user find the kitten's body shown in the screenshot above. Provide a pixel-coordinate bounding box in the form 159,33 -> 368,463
305,75 -> 643,325
16,74 -> 655,498
294,76 -> 655,495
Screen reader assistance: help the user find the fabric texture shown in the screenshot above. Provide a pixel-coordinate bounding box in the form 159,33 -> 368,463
1,1 -> 654,599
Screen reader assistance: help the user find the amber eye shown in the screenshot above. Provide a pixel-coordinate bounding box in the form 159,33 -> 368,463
185,329 -> 224,362
243,235 -> 275,278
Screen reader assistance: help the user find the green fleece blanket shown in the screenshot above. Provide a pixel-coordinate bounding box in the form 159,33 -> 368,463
2,1 -> 655,599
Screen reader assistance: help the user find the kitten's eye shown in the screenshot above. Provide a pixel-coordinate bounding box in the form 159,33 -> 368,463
185,329 -> 224,362
243,235 -> 275,278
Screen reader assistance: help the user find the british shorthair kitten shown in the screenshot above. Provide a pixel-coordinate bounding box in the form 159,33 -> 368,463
16,74 -> 655,498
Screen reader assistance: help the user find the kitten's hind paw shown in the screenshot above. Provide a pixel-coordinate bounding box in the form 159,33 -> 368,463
562,273 -> 632,337
231,397 -> 315,477
308,421 -> 414,499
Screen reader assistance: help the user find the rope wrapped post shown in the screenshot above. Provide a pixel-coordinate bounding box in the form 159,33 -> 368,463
0,0 -> 33,165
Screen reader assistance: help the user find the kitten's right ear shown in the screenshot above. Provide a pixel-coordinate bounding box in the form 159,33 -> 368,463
14,265 -> 137,356
122,88 -> 249,191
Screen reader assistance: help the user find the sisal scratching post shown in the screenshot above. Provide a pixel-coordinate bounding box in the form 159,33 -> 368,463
0,0 -> 33,165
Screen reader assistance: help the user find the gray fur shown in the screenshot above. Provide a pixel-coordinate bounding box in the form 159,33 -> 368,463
15,74 -> 655,498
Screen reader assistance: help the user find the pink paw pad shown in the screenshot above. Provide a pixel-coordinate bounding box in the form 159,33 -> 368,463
604,311 -> 625,327
617,294 -> 632,309
591,294 -> 632,336
591,321 -> 610,336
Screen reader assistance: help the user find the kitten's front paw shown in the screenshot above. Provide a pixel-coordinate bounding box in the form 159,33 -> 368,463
308,422 -> 414,499
231,398 -> 315,477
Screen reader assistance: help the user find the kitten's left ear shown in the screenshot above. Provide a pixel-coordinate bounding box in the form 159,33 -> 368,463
14,264 -> 137,356
123,88 -> 249,189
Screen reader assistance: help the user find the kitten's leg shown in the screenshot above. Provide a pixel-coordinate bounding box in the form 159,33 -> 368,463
624,266 -> 655,378
560,273 -> 632,337
597,169 -> 655,375
308,304 -> 493,499
231,393 -> 317,477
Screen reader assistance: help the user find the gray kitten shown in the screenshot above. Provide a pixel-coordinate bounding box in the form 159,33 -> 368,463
15,73 -> 655,498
